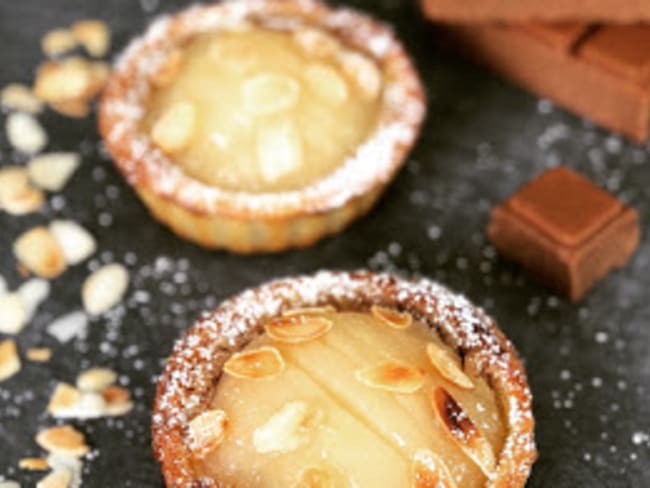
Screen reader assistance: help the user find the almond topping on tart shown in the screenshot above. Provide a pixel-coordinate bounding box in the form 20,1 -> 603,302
339,51 -> 382,100
242,72 -> 300,116
293,28 -> 341,58
223,345 -> 285,380
304,63 -> 349,105
188,409 -> 229,458
370,305 -> 413,329
151,101 -> 196,153
151,49 -> 184,88
0,339 -> 21,382
292,467 -> 336,488
265,314 -> 333,344
256,119 -> 303,183
13,227 -> 67,279
426,343 -> 474,390
253,401 -> 318,454
282,305 -> 337,317
431,387 -> 497,478
412,448 -> 458,488
35,425 -> 90,458
355,361 -> 425,394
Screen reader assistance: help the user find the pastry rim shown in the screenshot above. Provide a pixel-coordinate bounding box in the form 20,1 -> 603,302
98,0 -> 426,220
152,271 -> 537,487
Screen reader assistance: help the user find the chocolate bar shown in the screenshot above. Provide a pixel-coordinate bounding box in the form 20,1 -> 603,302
488,167 -> 640,301
432,22 -> 650,142
421,0 -> 650,22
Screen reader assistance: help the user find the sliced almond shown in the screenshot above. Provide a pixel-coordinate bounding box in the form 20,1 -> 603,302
223,345 -> 285,380
6,112 -> 48,154
339,51 -> 382,100
1,83 -> 44,113
13,226 -> 66,279
152,49 -> 184,88
34,59 -> 92,104
0,166 -> 44,215
71,20 -> 111,57
430,387 -> 496,478
253,401 -> 315,454
76,367 -> 116,392
293,28 -> 341,58
257,119 -> 303,183
0,339 -> 21,382
304,63 -> 348,105
282,305 -> 336,317
102,385 -> 133,416
81,263 -> 129,314
151,101 -> 195,153
49,220 -> 96,265
188,409 -> 229,458
36,469 -> 72,488
2,186 -> 45,216
293,467 -> 336,488
19,457 -> 49,471
243,73 -> 300,116
41,29 -> 77,57
27,347 -> 53,362
47,382 -> 82,416
18,278 -> 50,319
47,311 -> 88,344
0,293 -> 28,335
28,152 -> 80,192
412,448 -> 458,488
371,305 -> 412,329
266,315 -> 333,344
426,343 -> 474,390
35,425 -> 89,458
355,361 -> 425,394
50,99 -> 91,118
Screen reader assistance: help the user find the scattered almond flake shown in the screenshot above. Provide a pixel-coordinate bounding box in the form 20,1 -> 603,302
36,425 -> 89,458
81,263 -> 129,314
243,73 -> 300,116
2,185 -> 45,215
18,278 -> 50,319
0,339 -> 21,382
102,385 -> 133,416
47,383 -> 82,416
265,314 -> 333,344
339,50 -> 382,100
13,226 -> 66,279
49,99 -> 90,119
71,20 -> 110,57
49,220 -> 96,265
0,293 -> 28,335
412,448 -> 457,488
6,112 -> 48,153
304,63 -> 348,105
19,457 -> 49,471
150,101 -> 196,153
46,455 -> 82,488
355,361 -> 425,393
0,166 -> 44,216
426,342 -> 474,390
27,152 -> 81,191
41,28 -> 77,57
46,311 -> 88,344
257,119 -> 303,183
1,83 -> 43,113
293,27 -> 341,58
34,58 -> 91,104
282,305 -> 336,317
76,391 -> 109,418
292,467 -> 336,488
76,367 -> 116,392
151,49 -> 183,87
36,468 -> 72,488
431,387 -> 496,478
223,346 -> 285,380
370,304 -> 412,329
253,401 -> 315,454
27,347 -> 53,362
0,481 -> 21,488
187,409 -> 228,458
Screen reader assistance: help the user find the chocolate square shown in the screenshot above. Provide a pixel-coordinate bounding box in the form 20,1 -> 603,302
488,167 -> 640,301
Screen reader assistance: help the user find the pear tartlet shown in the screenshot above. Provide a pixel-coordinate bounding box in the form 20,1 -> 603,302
99,0 -> 425,253
153,271 -> 536,487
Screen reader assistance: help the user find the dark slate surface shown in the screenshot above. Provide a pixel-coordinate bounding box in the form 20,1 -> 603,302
0,0 -> 648,486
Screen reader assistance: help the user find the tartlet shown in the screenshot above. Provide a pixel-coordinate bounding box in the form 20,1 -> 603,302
99,0 -> 425,253
153,271 -> 536,487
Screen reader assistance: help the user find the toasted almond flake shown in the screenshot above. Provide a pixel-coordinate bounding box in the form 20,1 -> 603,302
304,63 -> 348,105
257,119 -> 303,183
28,152 -> 81,192
188,409 -> 229,457
27,347 -> 52,362
76,367 -> 116,392
151,102 -> 195,153
426,343 -> 474,390
71,20 -> 110,57
253,401 -> 315,454
2,186 -> 45,215
1,84 -> 43,113
36,425 -> 89,458
46,455 -> 82,488
223,346 -> 285,380
36,468 -> 72,488
34,59 -> 92,104
152,49 -> 183,87
47,383 -> 82,416
0,293 -> 28,335
371,305 -> 412,329
13,227 -> 66,279
102,384 -> 130,404
412,448 -> 458,488
6,112 -> 48,153
81,263 -> 129,314
339,51 -> 382,100
355,361 -> 425,393
282,305 -> 336,317
41,29 -> 77,57
19,457 -> 49,471
266,314 -> 333,344
18,278 -> 50,320
0,339 -> 21,382
293,28 -> 341,58
49,99 -> 91,118
0,166 -> 43,215
293,467 -> 335,488
430,387 -> 496,478
47,311 -> 88,344
243,73 -> 300,116
49,220 -> 96,265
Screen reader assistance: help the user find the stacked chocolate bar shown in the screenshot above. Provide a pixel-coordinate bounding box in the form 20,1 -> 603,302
421,0 -> 650,142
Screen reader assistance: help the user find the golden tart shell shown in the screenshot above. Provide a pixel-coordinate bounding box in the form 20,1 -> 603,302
98,0 -> 425,253
152,271 -> 537,487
